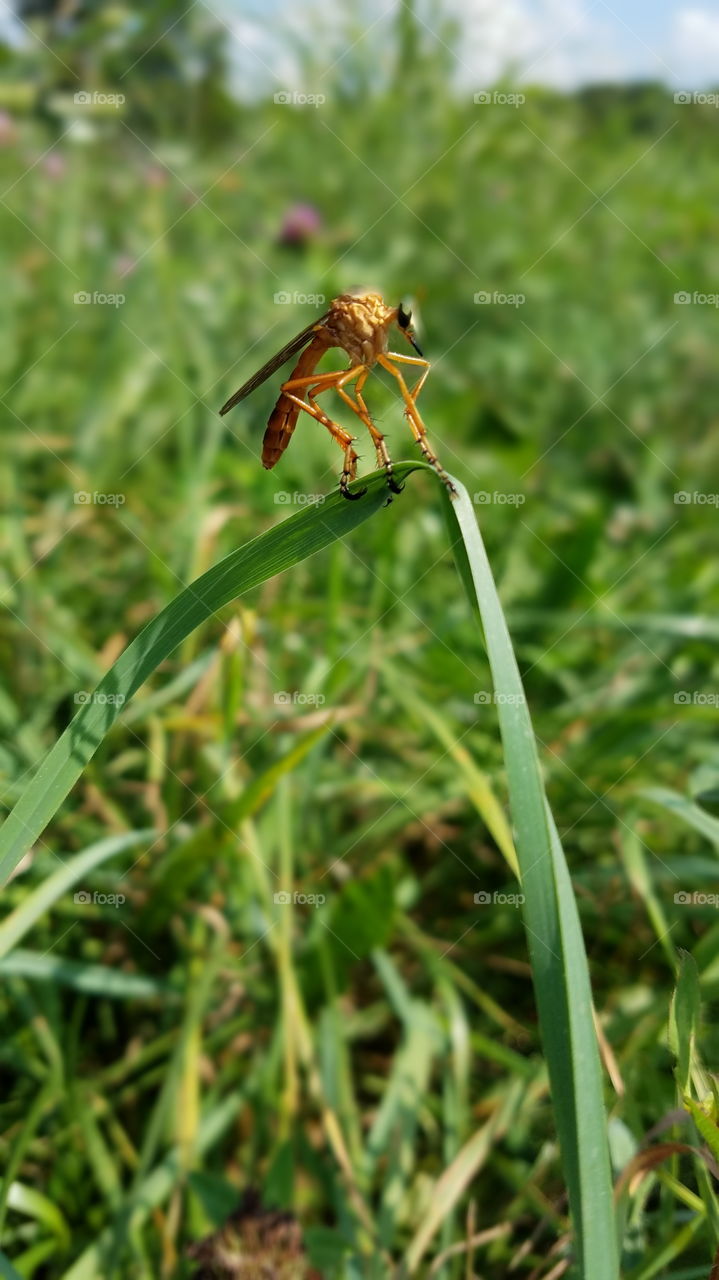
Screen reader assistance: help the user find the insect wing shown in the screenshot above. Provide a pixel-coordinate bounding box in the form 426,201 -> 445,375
219,314 -> 330,415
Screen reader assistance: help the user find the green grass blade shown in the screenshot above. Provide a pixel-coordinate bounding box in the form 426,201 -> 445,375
0,950 -> 171,999
0,829 -> 155,959
639,787 -> 719,850
2,463 -> 617,1275
388,673 -> 518,876
0,467 -> 422,886
442,478 -> 619,1280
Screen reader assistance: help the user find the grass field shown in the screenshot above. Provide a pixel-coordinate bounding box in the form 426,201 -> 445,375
1,18 -> 719,1277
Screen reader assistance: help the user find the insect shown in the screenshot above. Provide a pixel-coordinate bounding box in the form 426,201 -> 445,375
219,290 -> 455,500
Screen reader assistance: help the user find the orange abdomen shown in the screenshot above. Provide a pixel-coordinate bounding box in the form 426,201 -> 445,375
262,334 -> 329,469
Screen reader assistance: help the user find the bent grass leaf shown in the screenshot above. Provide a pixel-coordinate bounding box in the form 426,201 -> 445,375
0,465 -> 618,1280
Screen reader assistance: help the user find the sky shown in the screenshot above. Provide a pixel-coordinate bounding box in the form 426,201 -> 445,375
228,0 -> 719,93
1,1 -> 717,92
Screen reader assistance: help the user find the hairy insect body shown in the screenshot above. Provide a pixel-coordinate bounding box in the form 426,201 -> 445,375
220,290 -> 454,500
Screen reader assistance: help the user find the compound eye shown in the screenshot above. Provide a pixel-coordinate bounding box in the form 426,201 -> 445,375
397,303 -> 412,329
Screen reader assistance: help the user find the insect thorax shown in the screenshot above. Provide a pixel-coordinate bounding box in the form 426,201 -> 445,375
324,292 -> 396,366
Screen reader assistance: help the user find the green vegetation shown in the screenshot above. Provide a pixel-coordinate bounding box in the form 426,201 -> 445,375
1,7 -> 719,1276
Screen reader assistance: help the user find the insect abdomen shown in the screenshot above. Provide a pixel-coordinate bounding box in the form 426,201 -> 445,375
262,334 -> 328,469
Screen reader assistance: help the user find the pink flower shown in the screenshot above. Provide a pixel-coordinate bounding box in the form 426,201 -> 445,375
0,111 -> 18,146
278,202 -> 322,246
43,152 -> 66,179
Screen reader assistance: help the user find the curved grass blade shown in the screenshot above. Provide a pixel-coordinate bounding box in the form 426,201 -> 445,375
639,786 -> 719,850
0,829 -> 155,959
0,466 -> 422,886
0,462 -> 618,1277
440,477 -> 619,1280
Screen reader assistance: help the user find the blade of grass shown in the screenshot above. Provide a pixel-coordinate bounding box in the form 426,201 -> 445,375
402,1083 -> 518,1275
0,950 -> 171,999
387,672 -> 518,876
441,477 -> 619,1280
2,463 -> 618,1277
0,829 -> 155,959
0,466 -> 422,886
639,787 -> 719,850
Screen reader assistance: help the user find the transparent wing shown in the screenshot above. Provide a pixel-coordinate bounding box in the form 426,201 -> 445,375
219,313 -> 330,415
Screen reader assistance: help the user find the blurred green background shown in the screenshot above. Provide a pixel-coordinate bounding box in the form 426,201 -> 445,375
1,1 -> 719,1276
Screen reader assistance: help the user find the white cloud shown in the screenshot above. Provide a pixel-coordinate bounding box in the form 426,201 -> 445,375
446,0 -> 629,89
219,0 -> 719,99
671,7 -> 719,84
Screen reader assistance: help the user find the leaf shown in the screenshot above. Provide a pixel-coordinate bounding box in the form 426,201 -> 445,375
670,950 -> 700,1093
640,787 -> 719,851
0,467 -> 422,886
439,479 -> 619,1280
0,829 -> 155,960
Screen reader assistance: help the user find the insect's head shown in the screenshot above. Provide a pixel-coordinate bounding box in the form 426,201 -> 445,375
396,302 -> 423,357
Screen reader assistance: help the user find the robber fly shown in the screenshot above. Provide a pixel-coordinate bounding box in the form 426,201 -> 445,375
219,290 -> 454,499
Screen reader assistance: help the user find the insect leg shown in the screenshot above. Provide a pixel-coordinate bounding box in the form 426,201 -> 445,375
377,353 -> 456,495
282,375 -> 366,500
333,370 -> 403,496
385,352 -> 431,406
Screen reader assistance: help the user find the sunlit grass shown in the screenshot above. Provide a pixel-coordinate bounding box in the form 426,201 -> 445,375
1,73 -> 718,1278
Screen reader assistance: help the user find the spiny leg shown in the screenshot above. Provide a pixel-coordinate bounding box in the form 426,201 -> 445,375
377,353 -> 456,495
333,370 -> 403,496
385,351 -> 431,407
379,353 -> 432,488
293,363 -> 403,498
282,375 -> 366,500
